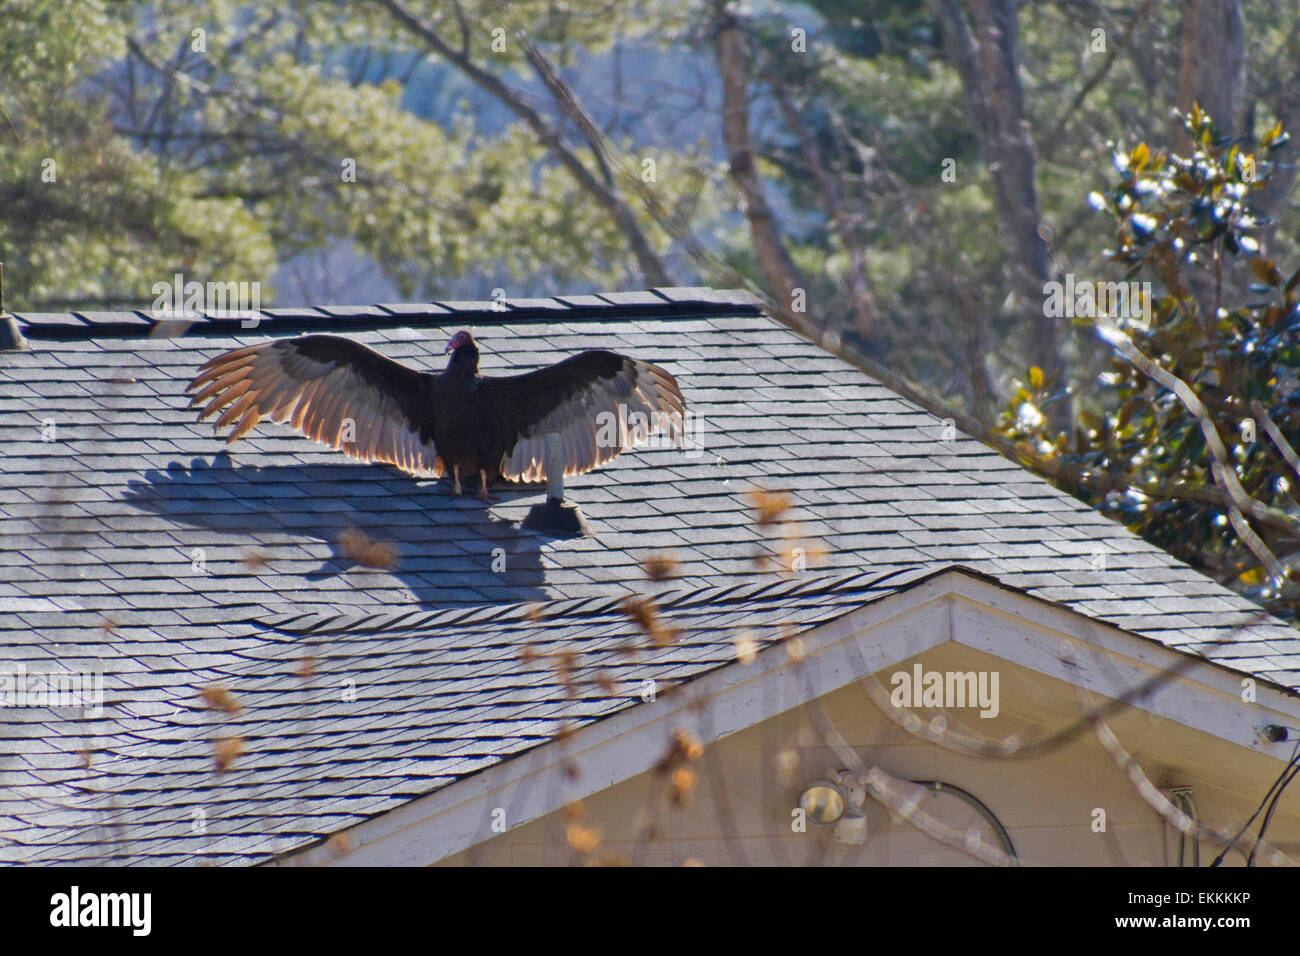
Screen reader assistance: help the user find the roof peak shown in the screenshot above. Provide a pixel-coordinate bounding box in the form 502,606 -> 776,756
10,287 -> 766,340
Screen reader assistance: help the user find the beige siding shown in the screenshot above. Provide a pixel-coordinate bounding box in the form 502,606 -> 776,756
438,643 -> 1300,866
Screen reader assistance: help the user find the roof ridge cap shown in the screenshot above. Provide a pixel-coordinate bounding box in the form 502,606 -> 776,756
12,288 -> 767,340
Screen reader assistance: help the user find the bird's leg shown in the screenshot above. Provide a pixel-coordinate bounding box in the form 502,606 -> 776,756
452,464 -> 462,496
479,469 -> 489,504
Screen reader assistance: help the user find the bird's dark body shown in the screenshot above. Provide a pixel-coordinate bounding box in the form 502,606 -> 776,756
435,342 -> 497,479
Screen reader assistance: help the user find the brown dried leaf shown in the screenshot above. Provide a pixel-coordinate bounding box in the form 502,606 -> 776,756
640,552 -> 680,581
213,736 -> 243,773
242,549 -> 270,571
326,832 -> 352,857
620,596 -> 679,647
670,766 -> 696,805
552,650 -> 578,697
621,595 -> 657,630
337,527 -> 399,570
678,732 -> 703,763
656,728 -> 704,774
200,684 -> 241,714
566,823 -> 601,854
618,598 -> 681,650
747,489 -> 792,527
1252,256 -> 1283,287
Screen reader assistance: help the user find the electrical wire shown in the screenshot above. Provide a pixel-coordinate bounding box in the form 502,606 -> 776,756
1211,738 -> 1300,867
1174,793 -> 1187,866
910,779 -> 1018,862
1248,755 -> 1300,866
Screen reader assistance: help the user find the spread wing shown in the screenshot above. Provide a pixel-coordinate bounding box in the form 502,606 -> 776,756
480,350 -> 685,481
186,335 -> 445,476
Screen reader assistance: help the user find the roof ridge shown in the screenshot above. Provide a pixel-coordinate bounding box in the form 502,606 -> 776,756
11,287 -> 766,340
259,565 -> 941,637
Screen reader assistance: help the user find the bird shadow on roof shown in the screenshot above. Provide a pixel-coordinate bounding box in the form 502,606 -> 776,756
121,452 -> 550,610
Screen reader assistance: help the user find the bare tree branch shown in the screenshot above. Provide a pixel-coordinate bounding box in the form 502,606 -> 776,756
1041,0 -> 1159,157
1099,319 -> 1286,579
763,64 -> 878,339
1252,399 -> 1300,490
1175,0 -> 1245,148
934,0 -> 1060,393
372,0 -> 672,286
712,2 -> 816,339
515,30 -> 616,187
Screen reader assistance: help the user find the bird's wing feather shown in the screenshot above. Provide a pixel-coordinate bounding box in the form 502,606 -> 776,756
481,349 -> 685,481
186,334 -> 444,477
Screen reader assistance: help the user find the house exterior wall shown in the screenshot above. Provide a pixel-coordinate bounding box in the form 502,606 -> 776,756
437,643 -> 1300,866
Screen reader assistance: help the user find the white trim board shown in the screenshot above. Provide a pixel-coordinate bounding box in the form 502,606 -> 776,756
276,567 -> 1300,866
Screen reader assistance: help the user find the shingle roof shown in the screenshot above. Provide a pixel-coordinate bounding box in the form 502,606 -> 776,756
3,287 -> 1298,864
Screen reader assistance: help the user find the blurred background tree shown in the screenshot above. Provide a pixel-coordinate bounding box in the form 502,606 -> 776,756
997,111 -> 1300,619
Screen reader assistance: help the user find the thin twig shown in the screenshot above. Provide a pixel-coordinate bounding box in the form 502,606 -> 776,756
1098,318 -> 1285,580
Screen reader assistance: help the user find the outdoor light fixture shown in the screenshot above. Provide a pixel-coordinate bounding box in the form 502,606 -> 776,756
798,777 -> 845,825
799,773 -> 1019,859
798,771 -> 868,845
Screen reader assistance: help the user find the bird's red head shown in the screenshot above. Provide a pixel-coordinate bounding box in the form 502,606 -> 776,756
444,329 -> 475,354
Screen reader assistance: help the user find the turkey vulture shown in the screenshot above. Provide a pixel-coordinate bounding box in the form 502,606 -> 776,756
186,330 -> 685,501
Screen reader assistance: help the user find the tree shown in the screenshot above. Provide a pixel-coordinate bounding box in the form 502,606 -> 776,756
711,0 -> 820,341
997,109 -> 1300,618
1175,0 -> 1245,149
933,0 -> 1057,387
0,0 -> 723,307
0,0 -> 273,308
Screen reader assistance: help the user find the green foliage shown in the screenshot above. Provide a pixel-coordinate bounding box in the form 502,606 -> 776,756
0,0 -> 716,308
0,0 -> 275,306
997,110 -> 1300,615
